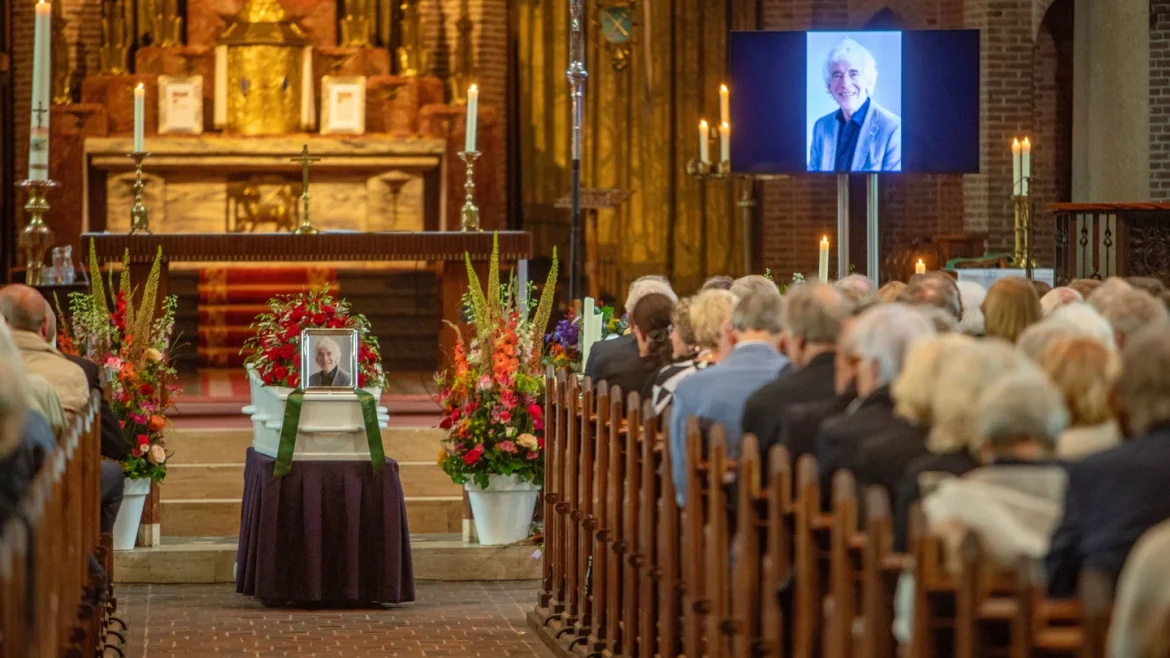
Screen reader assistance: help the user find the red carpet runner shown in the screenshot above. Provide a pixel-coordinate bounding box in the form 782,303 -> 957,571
196,266 -> 338,369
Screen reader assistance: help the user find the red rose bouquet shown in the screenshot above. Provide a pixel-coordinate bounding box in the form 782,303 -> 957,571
59,241 -> 180,482
241,288 -> 386,390
436,236 -> 558,489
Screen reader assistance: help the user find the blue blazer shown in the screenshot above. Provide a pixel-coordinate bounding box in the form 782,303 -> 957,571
669,343 -> 787,505
1045,424 -> 1170,596
808,100 -> 902,172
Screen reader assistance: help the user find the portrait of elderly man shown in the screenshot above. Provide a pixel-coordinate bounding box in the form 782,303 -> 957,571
808,36 -> 902,172
308,335 -> 353,388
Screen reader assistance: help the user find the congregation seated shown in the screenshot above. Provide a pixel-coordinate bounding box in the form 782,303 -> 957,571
598,293 -> 675,400
0,284 -> 91,420
1068,277 -> 1103,299
815,303 -> 936,506
955,279 -> 986,335
1037,336 -> 1123,459
834,273 -> 878,305
1017,302 -> 1115,360
1089,282 -> 1169,348
583,275 -> 677,380
981,275 -> 1042,342
877,279 -> 906,302
898,271 -> 963,321
670,287 -> 787,504
1046,326 -> 1170,597
1109,519 -> 1170,658
700,274 -> 734,291
741,282 -> 848,461
0,357 -> 55,526
649,290 -> 734,415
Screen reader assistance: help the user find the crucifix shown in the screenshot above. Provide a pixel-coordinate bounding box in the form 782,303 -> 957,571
32,102 -> 49,130
290,144 -> 321,235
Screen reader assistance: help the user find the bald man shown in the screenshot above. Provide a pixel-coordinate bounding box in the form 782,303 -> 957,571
0,285 -> 89,420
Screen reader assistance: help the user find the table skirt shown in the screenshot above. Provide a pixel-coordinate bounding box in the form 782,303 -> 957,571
235,448 -> 415,605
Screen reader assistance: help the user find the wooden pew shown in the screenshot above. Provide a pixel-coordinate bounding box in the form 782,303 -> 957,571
759,445 -> 793,658
656,405 -> 681,658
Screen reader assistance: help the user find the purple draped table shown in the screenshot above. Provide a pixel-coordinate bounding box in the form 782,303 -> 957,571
235,448 -> 416,605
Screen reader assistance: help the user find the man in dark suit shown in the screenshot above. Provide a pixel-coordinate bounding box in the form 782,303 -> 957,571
742,283 -> 849,458
1046,327 -> 1170,596
583,275 -> 677,381
46,302 -> 126,533
814,304 -> 936,507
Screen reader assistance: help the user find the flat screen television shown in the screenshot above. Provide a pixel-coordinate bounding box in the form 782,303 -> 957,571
728,29 -> 980,174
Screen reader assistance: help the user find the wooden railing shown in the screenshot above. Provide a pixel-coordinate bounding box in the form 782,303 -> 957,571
529,370 -> 1115,658
0,394 -> 119,658
1050,202 -> 1170,284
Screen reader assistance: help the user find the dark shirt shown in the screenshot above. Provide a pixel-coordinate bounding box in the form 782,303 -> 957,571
814,386 -> 907,510
892,448 -> 979,552
583,334 -> 640,383
318,368 -> 337,387
834,98 -> 871,172
741,351 -> 837,459
0,413 -> 56,524
602,354 -> 666,402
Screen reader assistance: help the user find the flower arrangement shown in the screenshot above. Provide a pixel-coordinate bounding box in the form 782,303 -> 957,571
58,242 -> 180,482
241,288 -> 386,390
544,307 -> 580,373
436,235 -> 558,490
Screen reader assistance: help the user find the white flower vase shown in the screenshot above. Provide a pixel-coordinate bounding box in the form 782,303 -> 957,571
465,474 -> 541,545
112,477 -> 152,551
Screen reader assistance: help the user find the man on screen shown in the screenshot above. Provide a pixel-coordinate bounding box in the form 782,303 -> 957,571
309,337 -> 353,387
808,38 -> 902,173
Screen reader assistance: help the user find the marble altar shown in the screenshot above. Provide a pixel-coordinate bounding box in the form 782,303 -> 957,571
83,135 -> 448,235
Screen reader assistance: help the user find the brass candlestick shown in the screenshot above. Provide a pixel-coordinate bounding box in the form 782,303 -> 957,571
127,151 -> 152,234
16,178 -> 59,285
685,158 -> 730,179
1012,180 -> 1035,279
458,150 -> 481,232
291,144 -> 321,235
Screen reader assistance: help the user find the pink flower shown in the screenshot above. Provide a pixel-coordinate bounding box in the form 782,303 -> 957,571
527,403 -> 542,419
534,417 -> 544,431
500,389 -> 518,410
477,375 -> 493,391
527,451 -> 539,460
499,410 -> 512,424
498,440 -> 517,454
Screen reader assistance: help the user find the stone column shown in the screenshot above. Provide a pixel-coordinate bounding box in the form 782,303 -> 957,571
1072,0 -> 1149,201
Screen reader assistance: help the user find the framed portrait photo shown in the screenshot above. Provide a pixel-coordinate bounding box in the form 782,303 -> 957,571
321,76 -> 366,136
158,75 -> 205,135
300,328 -> 359,393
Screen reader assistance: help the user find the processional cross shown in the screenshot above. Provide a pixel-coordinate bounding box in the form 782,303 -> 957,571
291,144 -> 321,235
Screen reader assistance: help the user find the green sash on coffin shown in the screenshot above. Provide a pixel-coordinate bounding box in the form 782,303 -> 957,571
273,389 -> 386,478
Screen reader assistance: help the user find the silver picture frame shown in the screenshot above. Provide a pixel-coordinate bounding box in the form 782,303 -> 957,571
300,328 -> 359,393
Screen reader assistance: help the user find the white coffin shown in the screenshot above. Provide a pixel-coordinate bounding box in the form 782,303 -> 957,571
243,367 -> 390,461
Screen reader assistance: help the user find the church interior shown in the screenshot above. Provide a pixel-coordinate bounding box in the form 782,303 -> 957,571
0,0 -> 1166,656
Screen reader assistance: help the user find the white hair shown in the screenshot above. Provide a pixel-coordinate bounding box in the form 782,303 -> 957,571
955,281 -> 987,335
834,274 -> 877,305
1040,287 -> 1083,317
315,336 -> 341,358
823,38 -> 878,96
976,370 -> 1069,452
844,303 -> 936,388
626,276 -> 678,313
1048,302 -> 1121,348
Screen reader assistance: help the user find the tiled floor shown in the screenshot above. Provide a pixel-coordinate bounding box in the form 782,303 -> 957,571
114,581 -> 555,657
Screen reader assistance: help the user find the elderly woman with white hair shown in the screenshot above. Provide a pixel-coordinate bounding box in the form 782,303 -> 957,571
1017,302 -> 1115,361
892,339 -> 1030,551
1040,286 -> 1083,316
893,369 -> 1070,643
955,280 -> 987,335
814,304 -> 935,502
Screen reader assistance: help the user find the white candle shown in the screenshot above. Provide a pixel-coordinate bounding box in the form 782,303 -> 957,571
213,45 -> 228,128
464,84 -> 479,152
698,119 -> 709,165
719,84 -> 730,127
915,259 -> 926,275
1011,138 -> 1021,196
719,122 -> 730,164
818,236 -> 829,283
1021,137 -> 1031,196
29,0 -> 52,181
133,83 -> 145,152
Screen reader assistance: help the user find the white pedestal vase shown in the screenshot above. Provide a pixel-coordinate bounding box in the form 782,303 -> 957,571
112,477 -> 152,551
465,475 -> 541,545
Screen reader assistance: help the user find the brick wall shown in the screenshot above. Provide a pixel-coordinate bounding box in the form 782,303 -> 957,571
1152,0 -> 1170,199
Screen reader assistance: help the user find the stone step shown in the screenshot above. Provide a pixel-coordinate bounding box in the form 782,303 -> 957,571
161,496 -> 462,536
160,461 -> 462,500
113,533 -> 541,584
163,426 -> 446,464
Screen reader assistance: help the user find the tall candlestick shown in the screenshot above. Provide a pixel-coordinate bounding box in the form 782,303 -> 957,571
698,119 -> 710,165
719,84 -> 730,128
1021,137 -> 1031,196
915,259 -> 926,275
818,235 -> 830,283
719,121 -> 730,164
464,84 -> 479,153
29,0 -> 52,182
133,83 -> 145,152
1011,138 -> 1021,196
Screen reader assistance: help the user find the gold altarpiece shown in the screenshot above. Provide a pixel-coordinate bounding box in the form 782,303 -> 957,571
516,0 -> 762,296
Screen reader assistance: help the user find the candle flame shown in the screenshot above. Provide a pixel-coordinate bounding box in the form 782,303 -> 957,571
721,121 -> 729,130
136,83 -> 144,90
1023,137 -> 1031,147
821,235 -> 828,244
917,258 -> 924,265
720,84 -> 728,93
469,84 -> 477,93
700,119 -> 709,129
1012,137 -> 1020,147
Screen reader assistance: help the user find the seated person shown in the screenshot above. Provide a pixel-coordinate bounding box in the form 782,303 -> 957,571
1109,520 -> 1170,658
0,284 -> 90,420
1046,327 -> 1170,596
1036,336 -> 1122,459
0,358 -> 57,525
600,293 -> 675,400
650,297 -> 704,415
584,276 -> 677,380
